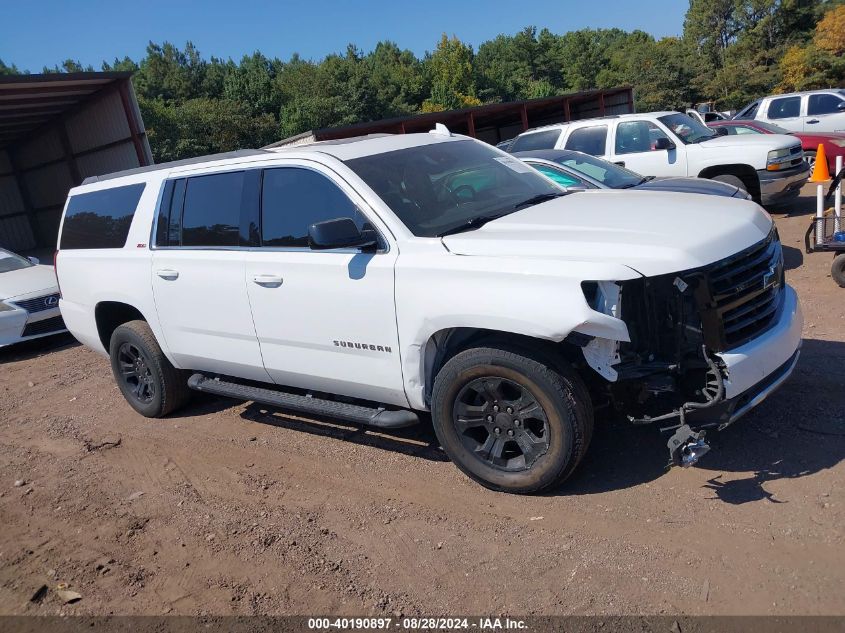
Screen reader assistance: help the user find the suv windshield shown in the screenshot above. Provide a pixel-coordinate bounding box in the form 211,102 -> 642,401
554,152 -> 643,188
657,113 -> 717,144
345,140 -> 563,237
0,248 -> 34,274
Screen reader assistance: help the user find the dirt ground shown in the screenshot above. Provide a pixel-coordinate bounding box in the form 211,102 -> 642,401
1,183 -> 843,618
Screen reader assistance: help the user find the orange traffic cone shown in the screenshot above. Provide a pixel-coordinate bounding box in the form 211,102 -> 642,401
809,143 -> 830,182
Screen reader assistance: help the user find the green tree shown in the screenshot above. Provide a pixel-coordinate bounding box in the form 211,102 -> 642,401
422,34 -> 480,112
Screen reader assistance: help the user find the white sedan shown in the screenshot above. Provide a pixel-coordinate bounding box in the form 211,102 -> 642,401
0,248 -> 66,348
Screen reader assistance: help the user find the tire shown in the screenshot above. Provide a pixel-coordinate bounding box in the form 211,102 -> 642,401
711,174 -> 747,192
109,320 -> 190,417
804,150 -> 816,171
832,254 -> 845,288
431,346 -> 593,494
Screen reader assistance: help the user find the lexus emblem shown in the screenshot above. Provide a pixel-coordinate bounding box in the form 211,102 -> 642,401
45,296 -> 59,308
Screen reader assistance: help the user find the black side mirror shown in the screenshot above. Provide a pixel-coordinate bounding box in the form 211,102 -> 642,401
308,217 -> 377,250
654,137 -> 676,151
714,126 -> 729,136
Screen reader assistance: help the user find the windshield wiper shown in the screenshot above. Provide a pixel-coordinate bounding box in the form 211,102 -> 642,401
512,192 -> 565,211
438,213 -> 512,237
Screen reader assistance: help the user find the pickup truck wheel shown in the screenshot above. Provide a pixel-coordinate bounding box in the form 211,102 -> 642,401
832,254 -> 845,288
431,347 -> 592,494
109,320 -> 190,418
711,174 -> 747,192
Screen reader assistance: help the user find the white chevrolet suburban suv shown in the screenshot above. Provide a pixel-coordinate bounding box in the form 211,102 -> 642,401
56,130 -> 803,493
509,111 -> 809,206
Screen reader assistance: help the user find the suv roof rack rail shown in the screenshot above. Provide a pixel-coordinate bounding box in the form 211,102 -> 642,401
81,149 -> 271,184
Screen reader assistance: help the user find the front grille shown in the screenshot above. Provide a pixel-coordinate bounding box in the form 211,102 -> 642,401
22,315 -> 66,338
700,230 -> 784,350
11,293 -> 60,314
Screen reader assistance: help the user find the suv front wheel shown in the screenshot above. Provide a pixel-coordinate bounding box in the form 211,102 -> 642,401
431,346 -> 593,494
109,320 -> 190,418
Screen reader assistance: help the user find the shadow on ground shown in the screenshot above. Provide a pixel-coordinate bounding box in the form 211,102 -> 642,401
225,339 -> 844,503
0,332 -> 77,364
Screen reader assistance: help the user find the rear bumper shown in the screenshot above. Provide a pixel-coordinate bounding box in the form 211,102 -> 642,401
687,284 -> 802,428
758,163 -> 810,205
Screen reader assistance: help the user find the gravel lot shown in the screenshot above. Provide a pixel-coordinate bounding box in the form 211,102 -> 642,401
1,183 -> 843,617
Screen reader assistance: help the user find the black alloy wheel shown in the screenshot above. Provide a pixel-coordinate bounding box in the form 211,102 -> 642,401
453,376 -> 550,471
117,342 -> 156,404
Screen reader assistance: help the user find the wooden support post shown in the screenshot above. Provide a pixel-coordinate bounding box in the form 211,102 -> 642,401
467,112 -> 476,137
599,93 -> 606,116
564,98 -> 571,122
520,104 -> 529,131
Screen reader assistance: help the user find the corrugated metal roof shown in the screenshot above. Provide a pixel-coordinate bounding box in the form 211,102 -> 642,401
0,72 -> 134,150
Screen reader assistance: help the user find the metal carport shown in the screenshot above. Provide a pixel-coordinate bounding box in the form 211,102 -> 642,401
0,72 -> 152,253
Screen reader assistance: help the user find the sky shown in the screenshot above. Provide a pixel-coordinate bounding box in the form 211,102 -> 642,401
1,0 -> 688,71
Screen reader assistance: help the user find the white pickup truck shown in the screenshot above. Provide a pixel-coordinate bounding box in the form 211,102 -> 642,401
55,130 -> 803,494
509,111 -> 809,206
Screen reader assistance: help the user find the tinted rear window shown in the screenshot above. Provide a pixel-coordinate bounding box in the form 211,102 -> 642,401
509,129 -> 561,152
181,171 -> 244,247
60,183 -> 146,249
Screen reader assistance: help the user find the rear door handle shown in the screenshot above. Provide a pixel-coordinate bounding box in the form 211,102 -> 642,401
156,269 -> 179,280
252,274 -> 284,288
807,119 -> 820,124
613,161 -> 625,167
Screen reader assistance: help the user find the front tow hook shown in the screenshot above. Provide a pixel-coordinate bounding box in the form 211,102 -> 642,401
667,424 -> 711,468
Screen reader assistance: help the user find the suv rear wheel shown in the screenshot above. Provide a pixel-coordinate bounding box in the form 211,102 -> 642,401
109,320 -> 190,417
431,346 -> 593,494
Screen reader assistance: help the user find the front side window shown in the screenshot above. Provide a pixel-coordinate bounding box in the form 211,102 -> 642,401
180,172 -> 244,247
345,140 -> 562,237
261,168 -> 364,247
530,163 -> 583,188
768,96 -> 801,119
808,93 -> 845,115
60,183 -> 146,250
564,126 -> 608,156
657,113 -> 716,144
555,152 -> 643,188
615,121 -> 670,154
735,101 -> 760,120
509,129 -> 562,153
0,248 -> 34,273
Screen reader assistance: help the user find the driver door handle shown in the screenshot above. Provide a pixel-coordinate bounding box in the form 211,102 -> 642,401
156,269 -> 179,280
807,119 -> 820,124
252,274 -> 284,288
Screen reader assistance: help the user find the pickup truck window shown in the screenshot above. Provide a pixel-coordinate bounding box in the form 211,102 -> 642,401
181,172 -> 244,247
657,113 -> 716,144
60,183 -> 146,250
808,93 -> 844,115
735,100 -> 760,120
346,139 -> 560,237
509,129 -> 561,152
261,167 -> 364,248
768,96 -> 801,119
615,121 -> 670,154
564,125 -> 607,155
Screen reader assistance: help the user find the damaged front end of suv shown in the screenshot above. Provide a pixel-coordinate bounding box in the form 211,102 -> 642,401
579,227 -> 787,467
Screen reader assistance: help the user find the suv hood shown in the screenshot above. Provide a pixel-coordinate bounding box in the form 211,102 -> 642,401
696,133 -> 800,151
441,190 -> 773,277
0,265 -> 59,301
